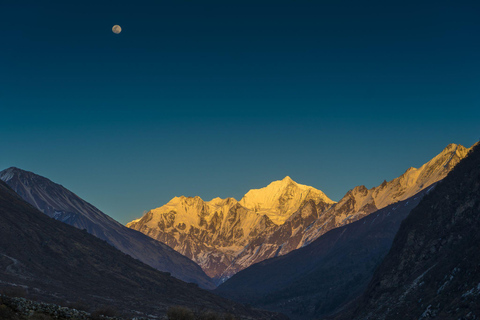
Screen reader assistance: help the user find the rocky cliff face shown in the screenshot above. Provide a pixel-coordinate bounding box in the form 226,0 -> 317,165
340,143 -> 480,320
291,143 -> 471,249
127,196 -> 278,280
128,144 -> 470,283
0,168 -> 215,289
127,177 -> 331,281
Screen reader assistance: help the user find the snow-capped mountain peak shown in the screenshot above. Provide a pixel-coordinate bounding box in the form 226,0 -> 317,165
127,177 -> 331,280
239,176 -> 334,225
127,143 -> 472,283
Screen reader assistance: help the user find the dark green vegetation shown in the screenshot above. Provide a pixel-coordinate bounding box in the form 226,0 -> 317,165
339,143 -> 480,319
0,167 -> 215,289
216,189 -> 429,319
0,180 -> 282,319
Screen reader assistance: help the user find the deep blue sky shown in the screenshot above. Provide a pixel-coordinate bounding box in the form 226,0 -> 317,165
1,1 -> 478,224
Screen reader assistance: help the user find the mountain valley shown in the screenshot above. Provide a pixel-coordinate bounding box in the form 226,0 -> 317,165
1,142 -> 476,320
0,179 -> 280,319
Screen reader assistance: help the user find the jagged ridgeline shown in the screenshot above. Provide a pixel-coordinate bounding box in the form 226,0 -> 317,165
337,142 -> 480,319
127,143 -> 471,283
127,176 -> 334,283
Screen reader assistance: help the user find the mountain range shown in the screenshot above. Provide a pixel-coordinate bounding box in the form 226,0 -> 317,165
1,141 -> 476,319
126,176 -> 333,282
127,143 -> 470,283
215,143 -> 479,319
0,179 -> 281,319
215,185 -> 432,319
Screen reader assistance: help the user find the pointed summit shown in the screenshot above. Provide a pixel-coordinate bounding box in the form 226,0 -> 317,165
0,167 -> 35,182
2,166 -> 21,173
0,167 -> 17,182
282,176 -> 294,183
239,177 -> 334,225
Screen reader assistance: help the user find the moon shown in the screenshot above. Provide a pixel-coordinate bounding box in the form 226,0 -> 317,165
112,25 -> 122,34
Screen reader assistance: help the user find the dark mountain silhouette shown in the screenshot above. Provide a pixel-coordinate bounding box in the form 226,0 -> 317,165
0,179 -> 283,319
0,167 -> 214,289
338,143 -> 480,319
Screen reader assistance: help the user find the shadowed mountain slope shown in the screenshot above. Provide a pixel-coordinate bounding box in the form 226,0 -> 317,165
338,143 -> 480,320
0,167 -> 215,289
0,179 -> 283,319
215,187 -> 431,319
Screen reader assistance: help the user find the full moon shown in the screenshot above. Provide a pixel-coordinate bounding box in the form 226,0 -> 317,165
112,25 -> 122,34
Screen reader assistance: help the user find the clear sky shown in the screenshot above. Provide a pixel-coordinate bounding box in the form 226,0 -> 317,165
1,1 -> 478,224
